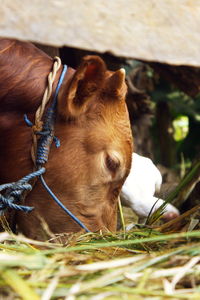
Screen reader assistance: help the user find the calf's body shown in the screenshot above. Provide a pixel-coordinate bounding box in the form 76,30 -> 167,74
0,38 -> 133,240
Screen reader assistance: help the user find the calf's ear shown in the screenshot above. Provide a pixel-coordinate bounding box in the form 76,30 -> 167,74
104,68 -> 126,98
59,55 -> 106,118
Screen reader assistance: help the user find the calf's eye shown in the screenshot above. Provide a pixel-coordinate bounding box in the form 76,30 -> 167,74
106,155 -> 120,173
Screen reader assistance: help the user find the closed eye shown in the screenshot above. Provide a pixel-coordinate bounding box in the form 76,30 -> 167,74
106,155 -> 120,173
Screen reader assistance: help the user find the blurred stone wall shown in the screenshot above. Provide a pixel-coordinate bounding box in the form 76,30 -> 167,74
1,0 -> 200,66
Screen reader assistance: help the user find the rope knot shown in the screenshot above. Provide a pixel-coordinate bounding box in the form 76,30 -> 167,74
32,121 -> 43,133
0,168 -> 46,215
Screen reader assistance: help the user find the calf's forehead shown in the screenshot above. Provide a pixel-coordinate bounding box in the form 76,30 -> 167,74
101,98 -> 132,141
82,104 -> 133,178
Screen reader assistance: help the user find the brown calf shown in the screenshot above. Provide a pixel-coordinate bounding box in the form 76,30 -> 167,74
0,38 -> 133,240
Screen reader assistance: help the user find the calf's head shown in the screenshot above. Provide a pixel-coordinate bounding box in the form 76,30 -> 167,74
17,55 -> 133,239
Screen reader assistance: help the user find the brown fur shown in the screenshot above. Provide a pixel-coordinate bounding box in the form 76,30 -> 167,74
0,38 -> 133,240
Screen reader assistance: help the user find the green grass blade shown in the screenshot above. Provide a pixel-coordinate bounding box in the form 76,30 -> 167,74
1,269 -> 40,300
43,230 -> 200,254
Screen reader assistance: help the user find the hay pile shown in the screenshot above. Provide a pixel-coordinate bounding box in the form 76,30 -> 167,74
1,163 -> 200,299
0,225 -> 200,299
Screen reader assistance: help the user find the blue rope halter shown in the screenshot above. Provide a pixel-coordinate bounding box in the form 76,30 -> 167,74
0,168 -> 45,214
0,63 -> 90,233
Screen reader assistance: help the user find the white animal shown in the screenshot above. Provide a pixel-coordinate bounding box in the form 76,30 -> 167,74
121,153 -> 179,223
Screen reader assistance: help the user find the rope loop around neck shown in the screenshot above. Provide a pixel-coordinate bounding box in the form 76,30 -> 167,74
31,57 -> 62,165
34,56 -> 62,132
